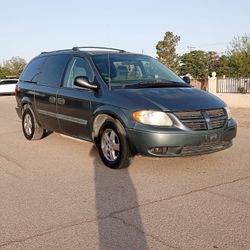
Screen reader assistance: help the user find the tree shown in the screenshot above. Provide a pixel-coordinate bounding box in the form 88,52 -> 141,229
216,55 -> 232,77
0,57 -> 26,78
179,50 -> 231,79
226,34 -> 250,77
156,31 -> 180,73
179,50 -> 208,79
0,66 -> 11,79
206,51 -> 220,76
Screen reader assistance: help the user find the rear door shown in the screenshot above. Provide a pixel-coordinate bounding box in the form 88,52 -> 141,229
57,56 -> 95,139
34,54 -> 70,132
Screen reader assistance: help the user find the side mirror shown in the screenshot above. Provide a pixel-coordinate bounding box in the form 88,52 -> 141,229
182,76 -> 191,84
74,76 -> 98,90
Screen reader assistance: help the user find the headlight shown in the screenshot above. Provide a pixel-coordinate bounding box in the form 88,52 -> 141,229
133,110 -> 173,126
224,107 -> 232,119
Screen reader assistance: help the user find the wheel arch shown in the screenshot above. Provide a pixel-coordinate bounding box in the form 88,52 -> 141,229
21,97 -> 33,112
92,106 -> 129,142
20,97 -> 41,126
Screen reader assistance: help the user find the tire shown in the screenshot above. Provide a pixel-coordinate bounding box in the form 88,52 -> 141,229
97,119 -> 132,169
22,105 -> 44,140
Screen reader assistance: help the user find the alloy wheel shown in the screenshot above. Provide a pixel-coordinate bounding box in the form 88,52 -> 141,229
101,128 -> 120,162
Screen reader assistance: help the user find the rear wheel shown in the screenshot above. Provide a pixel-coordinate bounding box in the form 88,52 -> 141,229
22,105 -> 44,140
97,119 -> 132,169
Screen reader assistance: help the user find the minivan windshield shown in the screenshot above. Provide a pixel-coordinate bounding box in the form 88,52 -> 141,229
92,54 -> 189,89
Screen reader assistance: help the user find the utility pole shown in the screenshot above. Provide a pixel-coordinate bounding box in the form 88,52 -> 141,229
187,45 -> 195,52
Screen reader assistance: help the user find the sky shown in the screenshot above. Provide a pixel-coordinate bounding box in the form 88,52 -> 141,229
0,0 -> 249,63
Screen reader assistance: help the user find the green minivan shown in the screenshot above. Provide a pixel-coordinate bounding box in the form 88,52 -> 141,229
15,47 -> 237,168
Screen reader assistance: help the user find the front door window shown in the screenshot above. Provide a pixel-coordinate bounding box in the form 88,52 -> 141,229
63,57 -> 94,88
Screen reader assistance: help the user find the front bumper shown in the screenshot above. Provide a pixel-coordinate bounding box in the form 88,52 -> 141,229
126,119 -> 237,157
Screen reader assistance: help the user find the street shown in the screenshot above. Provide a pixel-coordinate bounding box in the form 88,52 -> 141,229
0,96 -> 249,250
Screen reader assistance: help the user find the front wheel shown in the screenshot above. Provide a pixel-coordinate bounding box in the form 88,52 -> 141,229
97,119 -> 132,169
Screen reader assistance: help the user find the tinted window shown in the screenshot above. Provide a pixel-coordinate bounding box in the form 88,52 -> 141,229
63,57 -> 94,88
20,57 -> 46,83
39,55 -> 70,87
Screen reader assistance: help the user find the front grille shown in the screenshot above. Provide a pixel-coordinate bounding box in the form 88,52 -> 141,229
174,108 -> 227,131
206,109 -> 225,118
181,141 -> 232,155
181,120 -> 207,130
173,111 -> 203,119
211,119 -> 225,129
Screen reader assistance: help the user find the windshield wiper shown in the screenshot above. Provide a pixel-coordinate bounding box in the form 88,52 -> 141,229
123,80 -> 189,88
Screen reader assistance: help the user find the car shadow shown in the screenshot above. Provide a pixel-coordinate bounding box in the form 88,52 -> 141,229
42,130 -> 53,139
89,146 -> 149,249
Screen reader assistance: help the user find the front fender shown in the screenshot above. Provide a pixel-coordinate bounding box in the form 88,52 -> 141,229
93,105 -> 130,128
91,105 -> 133,142
92,105 -> 138,154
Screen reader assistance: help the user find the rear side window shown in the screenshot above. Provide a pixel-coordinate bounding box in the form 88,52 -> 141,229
39,55 -> 70,87
20,57 -> 46,83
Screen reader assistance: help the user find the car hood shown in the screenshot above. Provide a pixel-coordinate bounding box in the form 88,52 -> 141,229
114,87 -> 226,111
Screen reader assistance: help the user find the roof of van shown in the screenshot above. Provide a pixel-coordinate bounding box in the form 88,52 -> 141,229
40,46 -> 127,56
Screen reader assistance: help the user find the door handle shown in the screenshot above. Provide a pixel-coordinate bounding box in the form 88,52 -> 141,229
49,96 -> 56,104
57,98 -> 65,105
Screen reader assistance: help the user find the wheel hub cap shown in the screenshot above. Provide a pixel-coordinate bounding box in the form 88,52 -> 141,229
101,128 -> 120,162
24,114 -> 33,136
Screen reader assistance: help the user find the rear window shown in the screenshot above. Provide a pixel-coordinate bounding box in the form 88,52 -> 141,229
38,55 -> 70,87
0,80 -> 18,85
20,57 -> 46,83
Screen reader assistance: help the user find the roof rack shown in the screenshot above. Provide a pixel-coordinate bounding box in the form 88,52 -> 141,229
41,46 -> 126,54
72,46 -> 126,53
41,49 -> 73,54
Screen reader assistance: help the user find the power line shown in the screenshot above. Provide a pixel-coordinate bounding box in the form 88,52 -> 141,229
178,42 -> 228,51
187,46 -> 196,52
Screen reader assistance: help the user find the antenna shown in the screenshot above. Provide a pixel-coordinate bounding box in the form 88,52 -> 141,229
108,51 -> 111,91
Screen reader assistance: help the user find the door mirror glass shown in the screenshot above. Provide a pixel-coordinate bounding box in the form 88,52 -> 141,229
182,76 -> 191,84
74,76 -> 98,90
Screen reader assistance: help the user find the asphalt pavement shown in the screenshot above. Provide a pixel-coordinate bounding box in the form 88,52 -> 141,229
0,96 -> 249,250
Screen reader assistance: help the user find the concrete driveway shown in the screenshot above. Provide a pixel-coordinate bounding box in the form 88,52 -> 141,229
0,96 -> 249,250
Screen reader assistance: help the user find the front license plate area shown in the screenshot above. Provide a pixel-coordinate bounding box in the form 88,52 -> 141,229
205,133 -> 221,143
